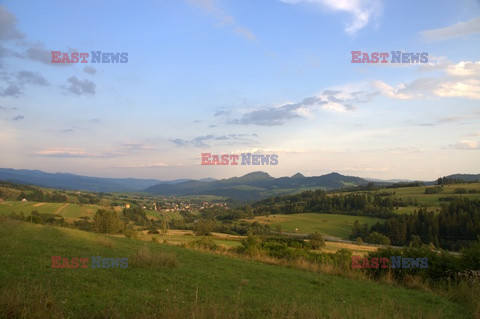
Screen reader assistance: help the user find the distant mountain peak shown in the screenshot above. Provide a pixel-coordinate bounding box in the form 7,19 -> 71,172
291,173 -> 305,178
240,171 -> 272,179
324,172 -> 342,177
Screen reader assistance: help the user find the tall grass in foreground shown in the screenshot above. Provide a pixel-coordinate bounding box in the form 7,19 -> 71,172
0,279 -> 448,319
130,245 -> 178,268
0,218 -> 475,319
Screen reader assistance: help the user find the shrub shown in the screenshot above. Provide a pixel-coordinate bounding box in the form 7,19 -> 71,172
194,220 -> 215,236
424,186 -> 442,194
124,227 -> 138,239
147,226 -> 159,234
239,235 -> 262,256
461,240 -> 480,270
366,247 -> 462,281
308,232 -> 326,249
188,238 -> 219,251
366,232 -> 391,245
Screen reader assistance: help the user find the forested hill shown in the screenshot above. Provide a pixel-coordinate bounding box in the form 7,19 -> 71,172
250,189 -> 397,218
145,171 -> 371,201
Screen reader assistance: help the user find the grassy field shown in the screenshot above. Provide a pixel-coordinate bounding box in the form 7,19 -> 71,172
141,229 -> 244,248
0,201 -> 99,219
139,229 -> 378,255
246,213 -> 383,239
0,218 -> 472,318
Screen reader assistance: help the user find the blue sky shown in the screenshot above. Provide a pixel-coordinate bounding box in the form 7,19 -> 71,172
0,0 -> 479,181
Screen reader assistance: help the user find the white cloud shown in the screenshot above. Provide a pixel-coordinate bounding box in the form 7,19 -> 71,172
450,140 -> 480,150
373,81 -> 415,100
420,59 -> 480,77
376,60 -> 480,100
35,148 -> 88,157
434,79 -> 480,100
445,61 -> 480,77
280,0 -> 382,35
108,162 -> 176,169
419,17 -> 480,41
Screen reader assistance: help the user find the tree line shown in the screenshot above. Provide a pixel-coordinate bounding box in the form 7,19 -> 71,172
250,190 -> 398,218
366,198 -> 480,250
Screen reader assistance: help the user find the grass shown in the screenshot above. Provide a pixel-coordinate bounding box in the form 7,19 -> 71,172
130,246 -> 178,268
0,200 -> 99,219
144,230 -> 243,248
0,218 -> 472,318
246,213 -> 383,239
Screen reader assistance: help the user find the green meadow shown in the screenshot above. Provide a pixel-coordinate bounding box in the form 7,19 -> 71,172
248,213 -> 383,239
0,218 -> 472,318
0,201 -> 99,219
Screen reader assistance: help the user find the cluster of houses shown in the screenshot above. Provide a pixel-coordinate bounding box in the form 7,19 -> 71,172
128,199 -> 228,213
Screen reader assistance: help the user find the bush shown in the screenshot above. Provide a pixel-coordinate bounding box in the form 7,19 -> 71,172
188,238 -> 219,251
461,240 -> 480,270
424,186 -> 442,194
366,232 -> 391,245
124,227 -> 138,239
194,220 -> 215,236
308,232 -> 326,249
147,226 -> 159,234
239,235 -> 262,256
366,247 -> 462,281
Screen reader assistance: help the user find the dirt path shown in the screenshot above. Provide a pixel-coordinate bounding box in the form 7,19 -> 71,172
55,203 -> 69,215
32,203 -> 46,207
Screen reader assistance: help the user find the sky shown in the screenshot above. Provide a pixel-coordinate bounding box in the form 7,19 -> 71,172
0,0 -> 479,181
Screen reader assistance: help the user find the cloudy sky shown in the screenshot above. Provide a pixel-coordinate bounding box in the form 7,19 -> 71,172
0,0 -> 479,181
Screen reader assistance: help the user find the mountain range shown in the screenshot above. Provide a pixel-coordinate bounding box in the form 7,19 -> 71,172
0,168 -> 191,192
0,168 -> 478,201
145,171 -> 371,201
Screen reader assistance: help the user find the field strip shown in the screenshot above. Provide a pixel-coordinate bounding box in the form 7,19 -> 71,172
55,203 -> 70,214
32,203 -> 46,207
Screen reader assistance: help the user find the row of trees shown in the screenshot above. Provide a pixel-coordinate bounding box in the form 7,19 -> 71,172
16,190 -> 67,203
251,190 -> 398,218
362,198 -> 480,250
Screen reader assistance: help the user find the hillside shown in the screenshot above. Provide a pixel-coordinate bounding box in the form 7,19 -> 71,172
0,219 -> 470,318
145,171 -> 371,201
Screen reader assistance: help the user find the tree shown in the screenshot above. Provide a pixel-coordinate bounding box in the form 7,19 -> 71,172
309,232 -> 326,249
93,209 -> 120,234
162,220 -> 168,236
194,219 -> 215,236
366,232 -> 391,245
